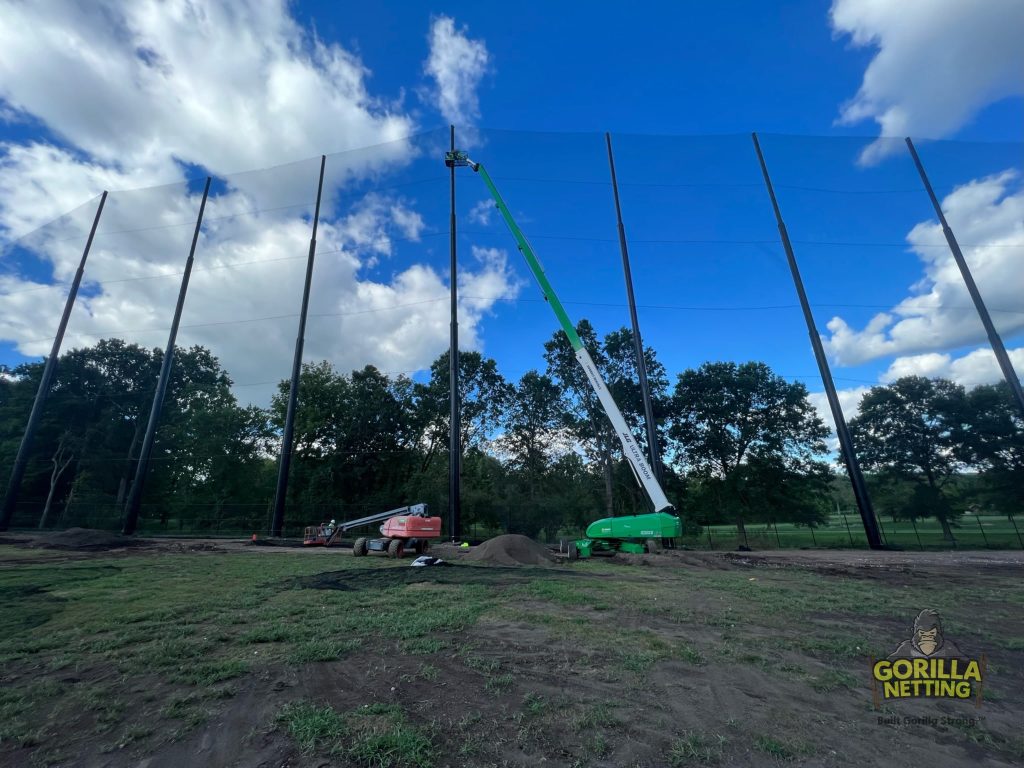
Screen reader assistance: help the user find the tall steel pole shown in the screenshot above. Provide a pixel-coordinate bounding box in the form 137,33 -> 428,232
606,132 -> 664,488
272,156 -> 326,537
122,178 -> 211,535
0,192 -> 108,531
449,125 -> 462,541
751,133 -> 883,550
906,137 -> 1024,418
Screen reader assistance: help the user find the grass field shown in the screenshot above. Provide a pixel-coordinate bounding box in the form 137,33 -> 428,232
1,539 -> 1022,767
679,514 -> 1024,551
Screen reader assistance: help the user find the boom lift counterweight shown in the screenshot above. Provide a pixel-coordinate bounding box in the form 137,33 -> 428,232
446,150 -> 681,558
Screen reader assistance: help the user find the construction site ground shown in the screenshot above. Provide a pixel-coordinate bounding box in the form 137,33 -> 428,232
1,531 -> 1022,767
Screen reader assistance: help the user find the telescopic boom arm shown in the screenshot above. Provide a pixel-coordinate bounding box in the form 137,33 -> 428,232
446,151 -> 673,513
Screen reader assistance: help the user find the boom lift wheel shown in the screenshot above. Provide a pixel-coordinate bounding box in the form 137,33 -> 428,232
567,541 -> 579,561
353,537 -> 368,557
387,539 -> 405,558
645,538 -> 661,554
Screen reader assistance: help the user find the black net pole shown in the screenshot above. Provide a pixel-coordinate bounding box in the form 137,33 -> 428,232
911,516 -> 923,550
975,515 -> 989,548
272,156 -> 327,537
842,512 -> 854,547
449,125 -> 462,542
1009,514 -> 1023,549
605,132 -> 664,488
122,178 -> 211,535
751,133 -> 884,550
0,191 -> 108,531
905,138 -> 1024,418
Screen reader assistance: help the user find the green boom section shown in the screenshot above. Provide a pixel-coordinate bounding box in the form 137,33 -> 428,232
585,512 -> 682,541
475,164 -> 583,351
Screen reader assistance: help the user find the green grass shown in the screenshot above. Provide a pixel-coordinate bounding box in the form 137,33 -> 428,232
521,692 -> 547,717
810,669 -> 860,693
485,673 -> 514,694
277,701 -> 344,753
683,514 -> 1023,550
669,731 -> 727,765
2,542 -> 1021,766
753,735 -> 816,761
290,637 -> 361,663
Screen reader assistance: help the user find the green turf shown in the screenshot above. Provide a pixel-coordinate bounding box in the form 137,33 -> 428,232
1,545 -> 1021,765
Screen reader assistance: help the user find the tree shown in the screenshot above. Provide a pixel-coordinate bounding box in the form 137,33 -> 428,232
270,362 -> 420,519
670,361 -> 831,541
849,376 -> 969,542
543,319 -> 618,516
38,431 -> 76,529
65,339 -> 162,508
602,327 -> 670,451
0,340 -> 276,532
502,371 -> 564,501
962,382 -> 1024,513
416,350 -> 511,470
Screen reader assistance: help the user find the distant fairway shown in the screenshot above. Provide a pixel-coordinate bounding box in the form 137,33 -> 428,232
681,513 -> 1024,551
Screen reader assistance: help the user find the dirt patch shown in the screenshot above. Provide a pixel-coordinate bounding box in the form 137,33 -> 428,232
161,541 -> 227,554
464,534 -> 557,567
713,548 -> 1024,583
297,563 -> 586,592
3,545 -> 1023,767
28,527 -> 150,551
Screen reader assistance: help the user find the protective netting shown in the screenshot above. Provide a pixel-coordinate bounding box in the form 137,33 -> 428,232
1,129 -> 1020,547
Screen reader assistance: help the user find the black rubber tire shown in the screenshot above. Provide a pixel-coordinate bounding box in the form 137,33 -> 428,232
420,539 -> 430,554
353,537 -> 368,557
645,538 -> 661,554
567,541 -> 579,561
387,539 -> 405,558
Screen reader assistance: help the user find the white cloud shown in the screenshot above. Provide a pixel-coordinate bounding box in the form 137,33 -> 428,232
0,3 -> 519,405
0,143 -> 172,240
808,386 -> 871,448
468,199 -> 493,226
830,0 -> 1024,164
0,187 -> 519,405
423,16 -> 490,132
460,246 -> 523,318
390,203 -> 425,242
825,171 -> 1024,365
0,0 -> 413,180
809,343 -> 1024,452
879,352 -> 951,382
880,346 -> 1024,388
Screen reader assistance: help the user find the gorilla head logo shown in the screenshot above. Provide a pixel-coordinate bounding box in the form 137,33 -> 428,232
888,609 -> 963,659
912,609 -> 943,655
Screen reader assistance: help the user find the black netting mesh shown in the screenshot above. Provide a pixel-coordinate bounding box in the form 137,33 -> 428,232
1,130 -> 1020,547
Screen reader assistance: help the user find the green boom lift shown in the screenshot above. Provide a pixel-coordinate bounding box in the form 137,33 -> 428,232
446,150 -> 681,558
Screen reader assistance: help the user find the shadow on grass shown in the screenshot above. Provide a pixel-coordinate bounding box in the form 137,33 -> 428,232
0,586 -> 65,635
296,564 -> 595,592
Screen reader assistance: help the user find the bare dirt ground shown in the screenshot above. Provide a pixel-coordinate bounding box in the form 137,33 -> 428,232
1,532 -> 1021,767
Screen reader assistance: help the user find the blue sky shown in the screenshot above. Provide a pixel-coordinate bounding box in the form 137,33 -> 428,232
0,0 -> 1021,438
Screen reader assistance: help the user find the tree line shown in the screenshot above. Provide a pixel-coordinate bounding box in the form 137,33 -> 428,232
0,321 -> 1020,540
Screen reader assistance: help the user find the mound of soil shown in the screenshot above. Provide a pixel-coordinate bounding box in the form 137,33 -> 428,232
463,534 -> 556,567
31,527 -> 147,551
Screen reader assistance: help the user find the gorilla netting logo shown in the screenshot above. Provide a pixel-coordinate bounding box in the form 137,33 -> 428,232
871,609 -> 986,708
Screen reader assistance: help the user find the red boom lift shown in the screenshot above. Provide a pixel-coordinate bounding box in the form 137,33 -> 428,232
303,503 -> 441,558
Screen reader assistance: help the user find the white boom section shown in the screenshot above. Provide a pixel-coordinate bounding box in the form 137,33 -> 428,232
575,347 -> 672,511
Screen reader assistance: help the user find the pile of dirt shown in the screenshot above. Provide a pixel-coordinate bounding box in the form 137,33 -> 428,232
31,528 -> 148,551
463,534 -> 557,567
